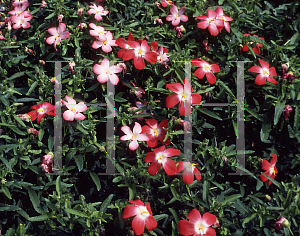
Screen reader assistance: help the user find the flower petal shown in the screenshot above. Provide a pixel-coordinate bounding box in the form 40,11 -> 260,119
122,205 -> 138,218
165,94 -> 180,108
178,220 -> 196,235
129,140 -> 139,151
132,215 -> 146,235
203,212 -> 217,226
187,209 -> 202,223
162,158 -> 177,175
147,161 -> 161,176
144,152 -> 156,162
145,216 -> 157,231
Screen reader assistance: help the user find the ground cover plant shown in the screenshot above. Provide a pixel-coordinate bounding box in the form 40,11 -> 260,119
0,0 -> 300,235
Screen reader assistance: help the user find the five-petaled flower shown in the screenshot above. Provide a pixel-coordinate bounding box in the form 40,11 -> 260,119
93,58 -> 122,85
62,96 -> 88,121
27,102 -> 55,124
165,78 -> 202,116
192,58 -> 220,84
8,2 -> 30,16
122,40 -> 157,70
196,9 -> 224,36
242,34 -> 265,54
260,154 -> 278,186
142,119 -> 170,147
120,122 -> 149,151
178,209 -> 217,236
215,7 -> 233,33
116,32 -> 136,58
122,200 -> 157,235
144,145 -> 179,176
11,12 -> 32,29
248,59 -> 277,85
89,23 -> 107,41
177,161 -> 201,185
151,41 -> 170,64
46,23 -> 70,46
166,5 -> 188,26
92,31 -> 117,53
87,4 -> 109,21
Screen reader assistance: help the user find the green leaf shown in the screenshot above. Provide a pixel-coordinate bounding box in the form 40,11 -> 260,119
245,108 -> 263,122
169,208 -> 179,225
13,115 -> 26,127
197,108 -> 222,121
0,96 -> 9,106
7,72 -> 25,81
1,185 -> 12,199
274,101 -> 285,125
75,124 -> 89,135
217,80 -> 236,99
128,186 -> 135,201
256,179 -> 264,191
153,214 -> 168,221
26,81 -> 38,96
28,214 -> 51,222
261,173 -> 282,189
0,123 -> 26,135
65,208 -> 88,218
203,180 -> 209,203
99,194 -> 113,215
48,135 -> 54,151
73,155 -> 83,172
260,119 -> 272,143
294,105 -> 299,130
284,190 -> 292,209
45,12 -> 56,20
56,176 -> 61,197
89,172 -> 101,191
221,194 -> 242,206
28,189 -> 41,213
242,213 -> 257,228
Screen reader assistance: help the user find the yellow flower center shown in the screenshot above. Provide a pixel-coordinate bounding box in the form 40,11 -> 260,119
132,135 -> 135,140
72,108 -> 77,113
138,50 -> 143,55
204,65 -> 211,71
37,107 -> 46,114
209,18 -> 214,23
270,167 -> 275,174
17,11 -> 21,14
103,41 -> 107,45
200,226 -> 204,233
99,31 -> 103,34
157,155 -> 163,161
20,21 -> 23,25
97,10 -> 102,13
167,0 -> 172,2
262,69 -> 269,76
176,14 -> 179,18
128,45 -> 131,49
160,56 -> 163,61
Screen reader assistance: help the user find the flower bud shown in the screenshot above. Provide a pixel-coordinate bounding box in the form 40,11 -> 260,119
265,194 -> 272,202
77,8 -> 84,17
57,14 -> 64,23
282,219 -> 290,227
40,1 -> 47,9
39,60 -> 45,66
77,22 -> 86,30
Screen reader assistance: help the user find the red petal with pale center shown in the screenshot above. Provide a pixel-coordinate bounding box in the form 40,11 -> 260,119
262,159 -> 271,171
132,215 -> 146,235
134,56 -> 145,70
197,21 -> 209,29
122,205 -> 138,218
270,154 -> 277,166
259,59 -> 269,69
249,66 -> 262,74
162,158 -> 177,175
269,67 -> 277,76
187,209 -> 202,222
255,74 -> 266,85
206,227 -> 217,236
164,148 -> 180,157
194,68 -> 206,79
144,152 -> 156,163
206,72 -> 217,84
147,161 -> 161,176
166,83 -> 183,94
145,216 -> 157,231
203,212 -> 217,226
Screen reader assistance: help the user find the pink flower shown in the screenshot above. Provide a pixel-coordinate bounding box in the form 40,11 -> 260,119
165,78 -> 202,116
11,12 -> 32,29
87,4 -> 108,21
166,5 -> 188,26
8,3 -> 30,16
260,154 -> 278,186
151,41 -> 169,64
12,0 -> 28,6
274,216 -> 289,233
92,31 -> 117,53
92,59 -> 122,85
40,1 -> 47,10
68,61 -> 75,74
89,23 -> 107,41
215,7 -> 233,33
28,128 -> 39,139
120,122 -> 149,151
129,101 -> 150,120
282,105 -> 292,120
178,209 -> 217,236
161,0 -> 173,7
177,161 -> 201,185
129,81 -> 145,98
62,96 -> 88,121
248,59 -> 277,85
196,9 -> 224,36
77,8 -> 84,17
142,119 -> 170,147
41,152 -> 54,174
192,58 -> 220,84
46,23 -> 70,45
27,102 -> 55,124
122,40 -> 157,70
145,146 -> 179,176
57,14 -> 63,23
116,32 -> 136,58
122,200 -> 157,235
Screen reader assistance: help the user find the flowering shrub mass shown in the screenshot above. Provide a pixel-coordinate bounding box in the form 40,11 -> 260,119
0,0 -> 300,236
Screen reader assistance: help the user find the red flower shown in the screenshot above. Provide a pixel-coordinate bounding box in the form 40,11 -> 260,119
178,209 -> 217,236
144,146 -> 179,176
165,78 -> 202,116
122,40 -> 157,70
41,152 -> 54,174
27,102 -> 55,124
177,161 -> 201,185
242,34 -> 265,54
196,9 -> 223,36
260,154 -> 278,186
122,200 -> 157,235
142,119 -> 170,147
274,216 -> 289,233
248,59 -> 277,85
161,0 -> 173,7
282,105 -> 292,120
116,32 -> 136,58
215,7 -> 233,33
192,59 -> 220,84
